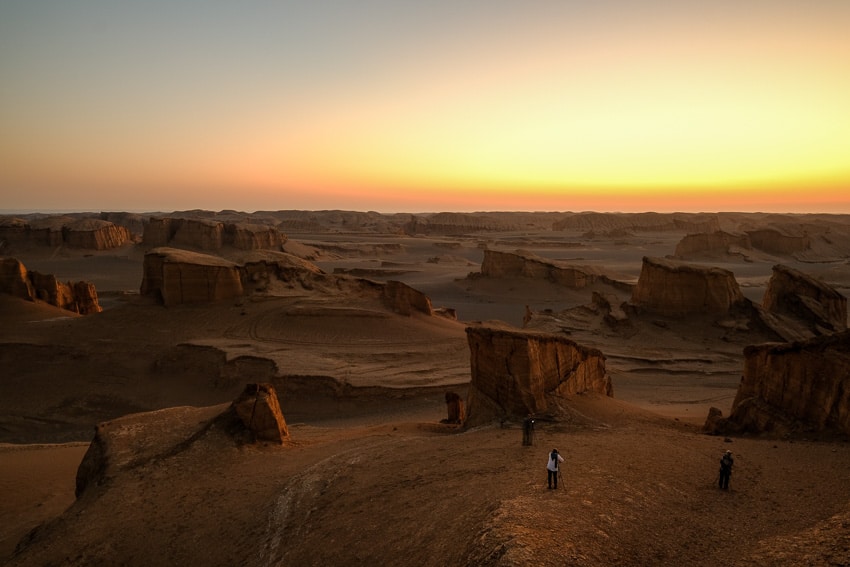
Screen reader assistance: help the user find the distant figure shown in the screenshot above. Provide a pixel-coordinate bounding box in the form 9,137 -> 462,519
522,416 -> 535,446
547,448 -> 564,489
719,450 -> 734,489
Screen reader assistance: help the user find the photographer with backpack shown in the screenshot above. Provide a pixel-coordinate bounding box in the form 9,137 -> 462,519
547,448 -> 565,490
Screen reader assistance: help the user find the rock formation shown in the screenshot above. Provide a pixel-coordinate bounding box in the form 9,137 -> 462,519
477,249 -> 628,291
443,391 -> 466,424
630,256 -> 746,316
75,404 -> 229,497
142,217 -> 286,251
0,257 -> 101,314
231,383 -> 289,443
705,330 -> 850,437
673,231 -> 752,260
0,216 -> 131,250
747,227 -> 810,256
552,212 -> 721,234
140,248 -> 244,306
382,279 -> 433,316
464,325 -> 612,427
762,264 -> 847,335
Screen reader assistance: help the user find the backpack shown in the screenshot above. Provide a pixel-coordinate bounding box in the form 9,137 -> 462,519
551,451 -> 559,469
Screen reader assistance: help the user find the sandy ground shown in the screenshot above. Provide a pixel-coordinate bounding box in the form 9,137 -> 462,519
2,218 -> 850,565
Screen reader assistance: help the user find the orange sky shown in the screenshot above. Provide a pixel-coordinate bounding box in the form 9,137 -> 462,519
1,1 -> 849,213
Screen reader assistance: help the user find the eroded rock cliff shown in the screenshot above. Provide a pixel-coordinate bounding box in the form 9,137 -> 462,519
143,217 -> 286,251
0,217 -> 131,250
762,264 -> 847,335
478,249 -> 627,290
706,330 -> 850,437
0,257 -> 101,314
140,248 -> 244,306
464,325 -> 612,427
630,256 -> 746,316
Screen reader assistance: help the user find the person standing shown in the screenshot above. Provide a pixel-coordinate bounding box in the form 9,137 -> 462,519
547,448 -> 564,489
719,450 -> 734,489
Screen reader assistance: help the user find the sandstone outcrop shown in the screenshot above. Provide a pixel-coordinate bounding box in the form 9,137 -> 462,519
630,256 -> 746,316
0,257 -> 101,314
142,217 -> 286,251
552,212 -> 721,233
762,264 -> 847,335
443,391 -> 466,424
705,330 -> 850,437
477,249 -> 628,291
140,248 -> 244,306
75,404 -> 229,497
673,231 -> 752,260
747,227 -> 810,256
382,279 -> 433,316
0,216 -> 131,250
231,383 -> 289,443
464,326 -> 612,427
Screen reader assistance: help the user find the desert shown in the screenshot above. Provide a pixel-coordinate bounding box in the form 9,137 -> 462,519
2,209 -> 850,566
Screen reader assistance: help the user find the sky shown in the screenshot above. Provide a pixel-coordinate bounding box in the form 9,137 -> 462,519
1,0 -> 849,214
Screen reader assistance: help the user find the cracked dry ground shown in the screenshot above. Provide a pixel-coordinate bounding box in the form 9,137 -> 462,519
9,394 -> 850,567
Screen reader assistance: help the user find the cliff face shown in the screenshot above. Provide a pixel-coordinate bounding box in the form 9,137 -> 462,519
762,264 -> 847,335
630,256 -> 746,316
711,331 -> 850,436
674,231 -> 752,260
464,326 -> 612,427
479,249 -> 621,290
0,217 -> 131,250
141,248 -> 446,318
0,257 -> 102,314
142,217 -> 286,251
552,212 -> 721,233
140,248 -> 244,306
747,228 -> 810,256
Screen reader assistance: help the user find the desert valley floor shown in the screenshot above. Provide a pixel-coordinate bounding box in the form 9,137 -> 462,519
1,210 -> 850,566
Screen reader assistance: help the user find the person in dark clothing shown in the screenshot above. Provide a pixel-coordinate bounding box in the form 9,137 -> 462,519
547,448 -> 564,489
719,450 -> 734,489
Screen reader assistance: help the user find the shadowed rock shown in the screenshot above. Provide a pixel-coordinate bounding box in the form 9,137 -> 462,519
0,257 -> 101,314
477,249 -> 629,291
762,264 -> 847,335
0,216 -> 132,250
705,330 -> 850,437
631,256 -> 746,316
464,325 -> 612,427
140,247 -> 244,305
231,383 -> 289,444
443,391 -> 466,424
143,217 -> 286,251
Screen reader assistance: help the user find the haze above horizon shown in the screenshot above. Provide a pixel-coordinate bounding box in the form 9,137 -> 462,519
2,1 -> 849,215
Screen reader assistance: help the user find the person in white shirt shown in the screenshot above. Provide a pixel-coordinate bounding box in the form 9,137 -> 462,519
547,448 -> 565,489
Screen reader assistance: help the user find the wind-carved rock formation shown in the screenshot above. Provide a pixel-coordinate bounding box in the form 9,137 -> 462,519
762,264 -> 847,335
630,256 -> 746,316
0,257 -> 101,314
674,231 -> 752,260
141,248 -> 451,321
75,387 -> 291,498
140,248 -> 244,306
443,391 -> 466,424
552,212 -> 721,233
477,249 -> 628,290
143,217 -> 286,251
403,212 -> 521,235
0,217 -> 131,250
464,326 -> 612,427
747,227 -> 810,256
382,279 -> 433,316
231,383 -> 289,444
705,330 -> 850,437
